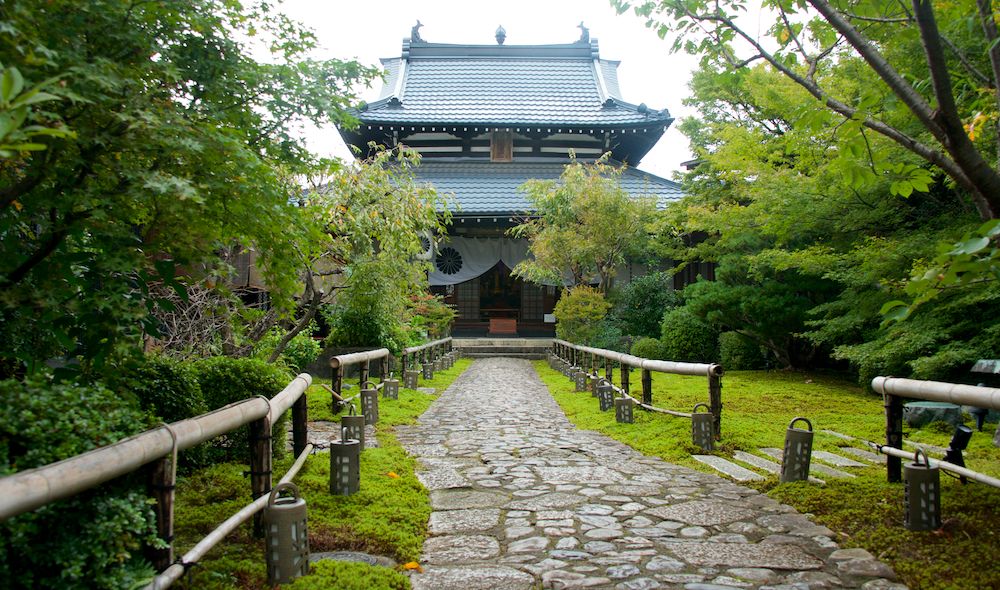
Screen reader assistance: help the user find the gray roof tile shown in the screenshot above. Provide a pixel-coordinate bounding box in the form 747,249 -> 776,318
412,160 -> 683,214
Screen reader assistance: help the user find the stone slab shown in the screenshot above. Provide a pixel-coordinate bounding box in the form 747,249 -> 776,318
667,541 -> 824,570
417,469 -> 471,491
423,535 -> 500,563
813,450 -> 866,467
733,451 -> 781,474
902,439 -> 948,454
820,429 -> 856,441
645,500 -> 755,526
508,491 -> 588,510
692,455 -> 765,482
431,489 -> 509,510
535,465 -> 625,483
410,565 -> 535,590
903,401 -> 963,428
839,447 -> 886,464
428,508 -> 501,534
759,448 -> 855,479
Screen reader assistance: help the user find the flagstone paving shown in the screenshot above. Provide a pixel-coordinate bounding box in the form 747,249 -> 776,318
396,358 -> 907,590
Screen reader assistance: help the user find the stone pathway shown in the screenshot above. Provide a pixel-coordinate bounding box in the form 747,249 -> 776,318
396,358 -> 906,590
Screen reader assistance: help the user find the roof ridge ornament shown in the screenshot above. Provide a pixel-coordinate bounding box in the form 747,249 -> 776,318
578,22 -> 590,44
495,25 -> 506,45
411,20 -> 424,43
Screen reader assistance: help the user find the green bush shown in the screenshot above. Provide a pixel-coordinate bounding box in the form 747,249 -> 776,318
114,355 -> 207,423
631,336 -> 667,360
719,331 -> 768,370
0,378 -> 157,589
407,292 -> 456,340
660,307 -> 719,362
255,322 -> 323,374
589,319 -> 627,352
192,357 -> 293,462
610,272 -> 681,339
554,286 -> 612,345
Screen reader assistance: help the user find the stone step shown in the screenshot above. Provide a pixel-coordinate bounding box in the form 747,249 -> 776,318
759,448 -> 856,479
839,446 -> 886,464
732,451 -> 825,484
820,429 -> 856,441
457,346 -> 551,354
812,450 -> 867,468
462,352 -> 547,360
692,454 -> 765,481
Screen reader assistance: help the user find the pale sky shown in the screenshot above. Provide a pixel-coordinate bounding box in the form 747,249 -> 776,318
276,0 -> 707,180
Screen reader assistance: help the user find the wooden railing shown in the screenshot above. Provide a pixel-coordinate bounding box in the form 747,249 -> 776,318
400,337 -> 453,374
552,339 -> 724,438
872,376 -> 1000,487
0,347 -> 396,589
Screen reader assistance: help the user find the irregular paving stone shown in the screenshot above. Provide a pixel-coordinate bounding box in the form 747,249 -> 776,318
508,536 -> 550,553
410,565 -> 535,590
607,564 -> 641,578
692,455 -> 766,481
668,542 -> 824,570
422,535 -> 500,564
837,558 -> 897,579
508,492 -> 587,510
431,489 -> 509,510
428,509 -> 501,534
647,500 -> 756,526
646,555 -> 687,572
616,578 -> 662,590
417,469 -> 471,490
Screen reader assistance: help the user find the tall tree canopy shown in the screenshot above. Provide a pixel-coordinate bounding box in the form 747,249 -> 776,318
0,0 -> 380,372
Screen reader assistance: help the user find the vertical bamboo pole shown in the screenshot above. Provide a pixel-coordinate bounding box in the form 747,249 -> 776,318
382,355 -> 390,382
333,366 -> 345,414
709,372 -> 722,441
146,457 -> 175,571
359,360 -> 370,388
292,393 -> 308,458
248,417 -> 272,537
605,357 -> 613,385
621,362 -> 630,395
885,393 -> 903,483
641,369 -> 652,406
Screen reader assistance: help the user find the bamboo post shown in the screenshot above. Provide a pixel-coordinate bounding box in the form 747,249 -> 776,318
885,393 -> 903,483
292,393 -> 308,458
708,372 -> 722,441
333,366 -> 345,413
401,352 -> 409,374
641,368 -> 652,406
605,357 -> 613,385
359,360 -> 370,388
381,355 -> 390,382
248,417 -> 272,537
621,362 -> 630,395
146,457 -> 175,571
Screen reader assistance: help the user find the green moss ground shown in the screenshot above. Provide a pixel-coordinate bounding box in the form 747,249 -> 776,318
534,361 -> 1000,590
171,358 -> 472,590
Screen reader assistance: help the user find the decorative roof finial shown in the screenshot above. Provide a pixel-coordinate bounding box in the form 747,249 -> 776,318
577,21 -> 590,43
411,20 -> 424,43
495,25 -> 506,45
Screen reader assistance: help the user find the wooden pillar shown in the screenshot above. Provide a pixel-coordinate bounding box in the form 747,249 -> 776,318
333,366 -> 345,414
621,363 -> 630,395
885,393 -> 903,483
641,369 -> 652,406
359,360 -> 370,388
709,372 -> 722,441
381,355 -> 390,382
605,357 -> 613,385
590,353 -> 597,377
292,393 -> 308,458
249,416 -> 272,537
145,456 -> 175,571
401,352 -> 408,374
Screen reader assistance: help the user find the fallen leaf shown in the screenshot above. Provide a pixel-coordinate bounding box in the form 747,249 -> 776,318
386,471 -> 400,479
403,561 -> 422,573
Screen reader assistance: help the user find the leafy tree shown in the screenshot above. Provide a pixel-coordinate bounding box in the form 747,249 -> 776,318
509,154 -> 655,292
553,285 -> 613,344
608,271 -> 681,338
0,0 -> 380,375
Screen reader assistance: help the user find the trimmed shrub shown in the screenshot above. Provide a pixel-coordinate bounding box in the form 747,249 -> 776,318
554,286 -> 612,345
631,336 -> 667,360
610,272 -> 681,339
719,331 -> 768,370
114,355 -> 207,423
589,319 -> 627,352
660,307 -> 719,363
0,378 -> 157,589
192,357 -> 293,462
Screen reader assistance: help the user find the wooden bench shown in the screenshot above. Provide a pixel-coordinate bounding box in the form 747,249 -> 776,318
488,318 -> 517,335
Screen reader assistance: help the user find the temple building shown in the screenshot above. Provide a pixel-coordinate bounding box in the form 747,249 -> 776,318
338,26 -> 684,336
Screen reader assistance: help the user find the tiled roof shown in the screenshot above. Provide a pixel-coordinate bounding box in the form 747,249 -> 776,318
360,41 -> 670,127
411,160 -> 683,214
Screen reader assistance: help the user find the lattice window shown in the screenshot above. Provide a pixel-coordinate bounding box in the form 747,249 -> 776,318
521,282 -> 543,321
455,279 -> 480,320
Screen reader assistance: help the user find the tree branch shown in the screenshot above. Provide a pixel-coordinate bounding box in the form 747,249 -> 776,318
977,0 -> 1000,174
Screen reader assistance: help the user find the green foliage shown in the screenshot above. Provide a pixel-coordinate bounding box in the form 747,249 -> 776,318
0,378 -> 157,589
553,286 -> 612,345
631,336 -> 667,360
659,306 -> 719,362
589,319 -> 628,352
718,331 -> 767,370
112,355 -> 207,424
255,321 -> 322,374
0,60 -> 74,158
323,263 -> 413,355
0,0 -> 380,374
608,272 -> 680,338
285,560 -> 409,590
510,155 -> 655,291
407,292 -> 456,340
192,357 -> 292,462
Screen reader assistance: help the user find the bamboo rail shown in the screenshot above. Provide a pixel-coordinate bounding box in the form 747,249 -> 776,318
872,376 -> 1000,483
400,337 -> 453,377
552,339 -> 724,438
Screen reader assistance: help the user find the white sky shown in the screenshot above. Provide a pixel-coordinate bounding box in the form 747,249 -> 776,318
276,0 -> 708,179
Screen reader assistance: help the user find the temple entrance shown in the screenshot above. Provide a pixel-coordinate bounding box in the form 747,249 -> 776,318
438,261 -> 558,336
